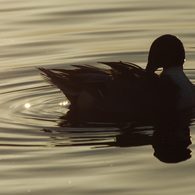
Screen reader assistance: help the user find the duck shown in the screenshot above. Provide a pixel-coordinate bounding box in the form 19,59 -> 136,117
39,34 -> 195,124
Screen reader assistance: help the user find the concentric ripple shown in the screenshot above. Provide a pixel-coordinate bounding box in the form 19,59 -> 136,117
0,67 -> 123,147
0,67 -> 71,146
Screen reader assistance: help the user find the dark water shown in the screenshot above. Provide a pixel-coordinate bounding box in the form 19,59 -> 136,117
1,1 -> 195,194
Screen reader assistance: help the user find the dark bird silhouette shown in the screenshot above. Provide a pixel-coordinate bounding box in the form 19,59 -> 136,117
39,34 -> 195,124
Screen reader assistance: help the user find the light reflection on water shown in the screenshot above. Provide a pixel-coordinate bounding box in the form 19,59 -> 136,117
1,0 -> 195,194
0,66 -> 195,194
24,103 -> 31,109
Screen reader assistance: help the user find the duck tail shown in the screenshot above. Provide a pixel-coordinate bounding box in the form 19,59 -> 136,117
38,67 -> 79,101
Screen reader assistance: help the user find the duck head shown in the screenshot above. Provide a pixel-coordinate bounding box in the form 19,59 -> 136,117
146,34 -> 185,72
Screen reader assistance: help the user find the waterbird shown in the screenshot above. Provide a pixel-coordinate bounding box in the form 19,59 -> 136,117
39,34 -> 195,124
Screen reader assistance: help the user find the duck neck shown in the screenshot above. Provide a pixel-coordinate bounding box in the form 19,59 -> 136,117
160,65 -> 184,78
163,65 -> 183,73
145,63 -> 157,73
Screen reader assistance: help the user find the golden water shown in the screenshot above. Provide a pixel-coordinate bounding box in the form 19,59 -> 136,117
1,0 -> 195,194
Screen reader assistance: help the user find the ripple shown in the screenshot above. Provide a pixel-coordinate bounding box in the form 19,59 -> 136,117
1,66 -> 195,149
0,67 -> 69,146
0,67 -> 123,148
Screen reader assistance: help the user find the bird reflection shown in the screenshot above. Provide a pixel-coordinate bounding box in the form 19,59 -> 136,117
115,124 -> 192,163
152,126 -> 191,163
42,108 -> 194,163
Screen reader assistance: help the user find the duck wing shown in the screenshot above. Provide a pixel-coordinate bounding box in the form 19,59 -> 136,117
38,64 -> 112,103
100,61 -> 145,79
39,61 -> 151,100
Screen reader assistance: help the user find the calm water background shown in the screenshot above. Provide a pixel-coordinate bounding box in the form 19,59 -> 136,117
1,0 -> 195,194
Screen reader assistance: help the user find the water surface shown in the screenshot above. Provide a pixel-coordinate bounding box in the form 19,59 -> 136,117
1,0 -> 195,194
